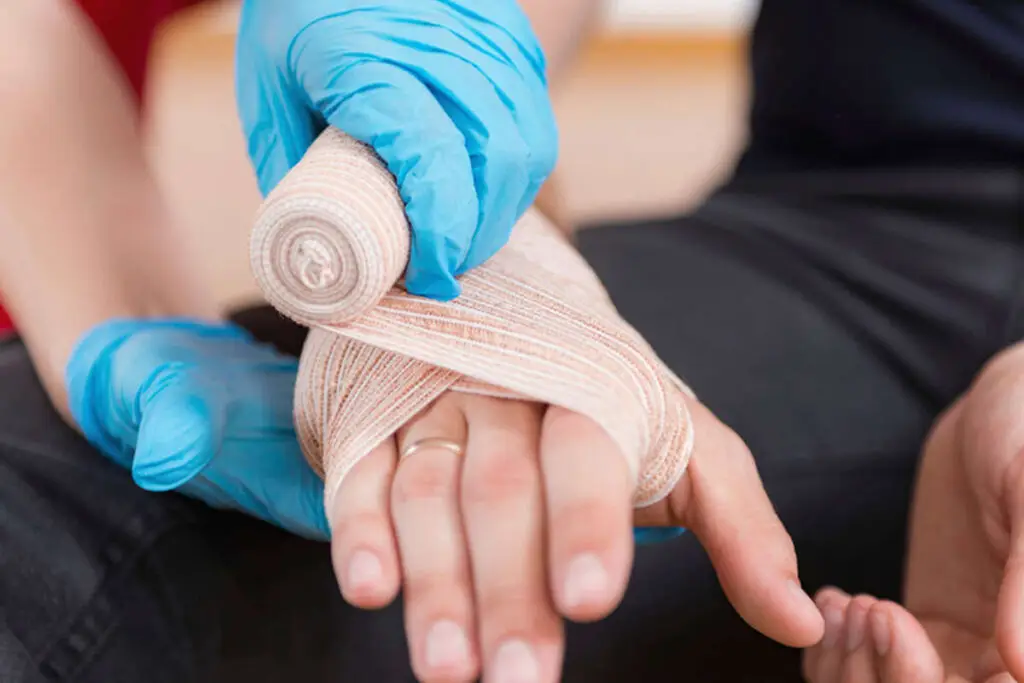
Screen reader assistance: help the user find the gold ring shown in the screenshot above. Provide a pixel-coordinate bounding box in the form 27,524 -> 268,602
400,437 -> 465,460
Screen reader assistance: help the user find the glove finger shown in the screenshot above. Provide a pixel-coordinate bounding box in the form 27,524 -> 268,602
259,457 -> 331,542
378,13 -> 558,261
227,365 -> 329,540
132,376 -> 226,491
304,59 -> 478,300
236,23 -> 321,197
327,25 -> 538,274
216,358 -> 301,436
449,21 -> 560,222
509,96 -> 558,223
184,458 -> 330,542
66,324 -> 140,464
417,56 -> 532,274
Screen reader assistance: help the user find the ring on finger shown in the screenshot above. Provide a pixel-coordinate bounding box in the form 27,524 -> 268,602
400,437 -> 465,460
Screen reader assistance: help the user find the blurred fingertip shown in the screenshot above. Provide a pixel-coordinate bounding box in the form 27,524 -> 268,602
783,579 -> 827,647
133,414 -> 216,491
814,585 -> 850,605
131,449 -> 208,492
332,542 -> 399,609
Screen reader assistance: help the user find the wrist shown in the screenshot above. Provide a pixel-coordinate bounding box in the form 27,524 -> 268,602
13,279 -> 219,421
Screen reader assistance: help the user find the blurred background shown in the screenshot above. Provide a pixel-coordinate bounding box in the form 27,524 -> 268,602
146,0 -> 755,309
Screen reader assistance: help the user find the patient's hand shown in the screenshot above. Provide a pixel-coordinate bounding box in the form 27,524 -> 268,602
802,343 -> 1024,683
326,392 -> 823,683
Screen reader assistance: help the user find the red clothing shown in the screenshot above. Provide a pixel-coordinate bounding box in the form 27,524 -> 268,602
0,0 -> 201,336
76,0 -> 202,105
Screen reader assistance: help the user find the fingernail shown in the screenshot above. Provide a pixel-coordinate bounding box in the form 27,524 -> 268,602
870,609 -> 891,656
846,602 -> 868,651
563,554 -> 609,609
491,639 -> 540,683
347,550 -> 383,591
425,620 -> 470,670
822,604 -> 844,648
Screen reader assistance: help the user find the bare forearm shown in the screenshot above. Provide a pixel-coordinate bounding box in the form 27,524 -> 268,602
0,0 -> 216,416
518,0 -> 604,76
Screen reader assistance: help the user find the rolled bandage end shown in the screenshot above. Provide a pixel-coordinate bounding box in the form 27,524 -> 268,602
250,129 -> 411,327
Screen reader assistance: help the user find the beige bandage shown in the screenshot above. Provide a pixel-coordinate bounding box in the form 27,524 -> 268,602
251,128 -> 694,511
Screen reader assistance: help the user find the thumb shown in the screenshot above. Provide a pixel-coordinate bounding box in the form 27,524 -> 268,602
671,401 -> 825,648
131,376 -> 226,492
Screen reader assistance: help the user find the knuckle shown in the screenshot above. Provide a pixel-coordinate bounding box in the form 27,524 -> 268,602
461,449 -> 538,506
485,133 -> 530,162
392,458 -> 458,506
403,569 -> 470,607
476,584 -> 532,620
548,498 -> 625,548
543,405 -> 592,437
482,139 -> 531,179
528,139 -> 558,179
773,529 -> 798,562
476,588 -> 557,636
716,424 -> 753,461
330,509 -> 391,545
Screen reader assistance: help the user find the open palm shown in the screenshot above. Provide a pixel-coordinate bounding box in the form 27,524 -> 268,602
803,345 -> 1024,683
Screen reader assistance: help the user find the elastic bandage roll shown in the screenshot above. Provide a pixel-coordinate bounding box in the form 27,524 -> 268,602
251,128 -> 695,511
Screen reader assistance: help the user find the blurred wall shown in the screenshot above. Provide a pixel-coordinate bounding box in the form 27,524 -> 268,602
606,0 -> 758,31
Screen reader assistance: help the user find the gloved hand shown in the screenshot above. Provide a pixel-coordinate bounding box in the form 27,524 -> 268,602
235,0 -> 558,301
66,319 -> 329,541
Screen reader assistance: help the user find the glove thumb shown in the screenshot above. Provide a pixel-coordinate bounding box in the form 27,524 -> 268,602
132,378 -> 225,491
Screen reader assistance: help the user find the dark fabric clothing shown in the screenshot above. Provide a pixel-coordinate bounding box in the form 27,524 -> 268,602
2,166 -> 1022,682
746,0 -> 1024,170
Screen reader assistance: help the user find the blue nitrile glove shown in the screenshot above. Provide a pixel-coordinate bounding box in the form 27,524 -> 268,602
235,0 -> 558,301
634,527 -> 686,545
65,319 -> 330,541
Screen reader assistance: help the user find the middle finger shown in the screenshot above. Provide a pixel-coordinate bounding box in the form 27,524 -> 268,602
460,397 -> 563,683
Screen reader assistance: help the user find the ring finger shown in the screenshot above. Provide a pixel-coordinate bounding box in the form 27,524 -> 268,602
393,396 -> 478,682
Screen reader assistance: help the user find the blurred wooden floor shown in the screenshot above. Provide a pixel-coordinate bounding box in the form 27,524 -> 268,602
144,2 -> 749,308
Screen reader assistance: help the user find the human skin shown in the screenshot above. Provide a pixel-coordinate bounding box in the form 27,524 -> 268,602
802,341 -> 1024,683
0,0 -> 217,419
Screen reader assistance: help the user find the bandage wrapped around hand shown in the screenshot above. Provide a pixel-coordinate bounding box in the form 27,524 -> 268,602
251,129 -> 694,511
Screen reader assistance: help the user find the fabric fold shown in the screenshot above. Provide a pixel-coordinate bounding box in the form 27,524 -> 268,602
251,128 -> 694,510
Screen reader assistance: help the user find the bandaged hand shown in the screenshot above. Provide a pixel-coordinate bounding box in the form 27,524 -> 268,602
251,128 -> 823,680
235,0 -> 557,300
327,389 -> 824,683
